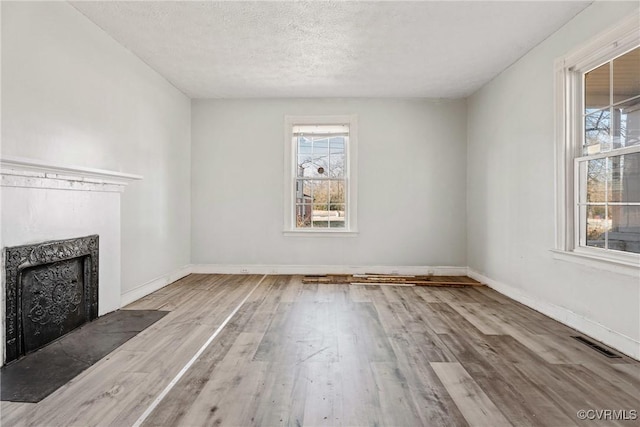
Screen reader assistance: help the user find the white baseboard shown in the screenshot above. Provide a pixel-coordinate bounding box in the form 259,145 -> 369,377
191,264 -> 468,276
120,264 -> 193,307
467,268 -> 640,361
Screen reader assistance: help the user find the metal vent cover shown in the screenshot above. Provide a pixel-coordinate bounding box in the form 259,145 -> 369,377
571,336 -> 622,358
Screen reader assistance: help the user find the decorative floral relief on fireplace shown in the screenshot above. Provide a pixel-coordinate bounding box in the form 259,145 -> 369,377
4,235 -> 98,363
27,259 -> 84,332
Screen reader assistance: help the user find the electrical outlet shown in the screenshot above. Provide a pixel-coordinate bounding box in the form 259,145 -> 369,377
240,268 -> 249,274
391,269 -> 399,275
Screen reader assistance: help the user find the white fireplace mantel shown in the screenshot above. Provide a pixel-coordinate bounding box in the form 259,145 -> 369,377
1,155 -> 143,192
1,155 -> 142,365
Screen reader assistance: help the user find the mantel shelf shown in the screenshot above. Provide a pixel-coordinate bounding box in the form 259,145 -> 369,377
0,155 -> 143,193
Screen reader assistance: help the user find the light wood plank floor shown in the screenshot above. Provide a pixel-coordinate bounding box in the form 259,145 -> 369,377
2,274 -> 639,426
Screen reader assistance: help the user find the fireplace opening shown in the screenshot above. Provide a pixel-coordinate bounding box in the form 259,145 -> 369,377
4,235 -> 98,364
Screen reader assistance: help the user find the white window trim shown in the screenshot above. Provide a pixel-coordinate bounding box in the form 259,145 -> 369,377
553,10 -> 640,275
283,115 -> 359,236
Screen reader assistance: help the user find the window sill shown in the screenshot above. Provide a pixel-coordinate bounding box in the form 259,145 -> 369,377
283,230 -> 359,237
550,249 -> 640,277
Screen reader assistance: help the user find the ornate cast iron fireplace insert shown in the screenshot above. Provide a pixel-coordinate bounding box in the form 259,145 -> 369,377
4,235 -> 98,363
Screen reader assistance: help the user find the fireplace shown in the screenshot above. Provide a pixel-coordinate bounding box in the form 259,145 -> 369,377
4,235 -> 99,363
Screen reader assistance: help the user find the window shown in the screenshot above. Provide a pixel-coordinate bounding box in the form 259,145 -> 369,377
284,115 -> 358,235
580,48 -> 640,254
555,12 -> 639,270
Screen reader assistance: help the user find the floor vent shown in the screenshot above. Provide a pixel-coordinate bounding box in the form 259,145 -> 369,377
571,336 -> 622,358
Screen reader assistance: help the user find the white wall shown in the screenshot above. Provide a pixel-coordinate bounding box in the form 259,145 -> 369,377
1,2 -> 191,296
467,1 -> 640,358
191,98 -> 467,270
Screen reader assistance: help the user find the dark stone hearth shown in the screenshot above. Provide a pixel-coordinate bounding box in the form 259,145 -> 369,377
4,235 -> 99,363
0,309 -> 168,402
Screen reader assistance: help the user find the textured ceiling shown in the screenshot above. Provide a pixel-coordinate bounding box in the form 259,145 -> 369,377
70,1 -> 592,99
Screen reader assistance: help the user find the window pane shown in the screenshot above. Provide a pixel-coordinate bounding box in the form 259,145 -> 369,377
311,180 -> 329,228
328,136 -> 345,178
608,206 -> 640,253
328,153 -> 345,178
312,208 -> 329,228
329,136 -> 345,177
297,154 -> 314,177
303,180 -> 312,198
329,181 -> 345,204
298,137 -> 312,154
613,47 -> 640,104
612,98 -> 640,149
584,110 -> 611,154
329,205 -> 345,229
585,62 -> 610,111
610,153 -> 640,203
329,218 -> 345,228
329,137 -> 345,153
578,161 -> 588,205
295,180 -> 312,201
295,204 -> 312,228
587,158 -> 608,203
314,156 -> 329,177
313,138 -> 329,155
311,180 -> 329,208
586,205 -> 608,249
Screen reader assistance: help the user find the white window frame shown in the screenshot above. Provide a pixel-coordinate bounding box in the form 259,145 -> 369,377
283,115 -> 358,236
553,11 -> 640,275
